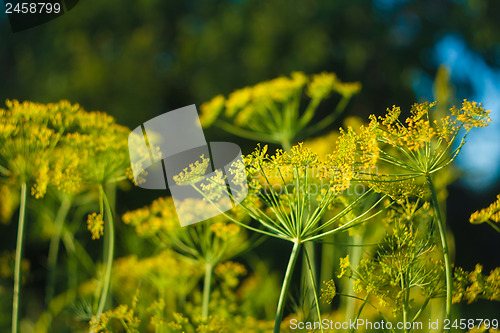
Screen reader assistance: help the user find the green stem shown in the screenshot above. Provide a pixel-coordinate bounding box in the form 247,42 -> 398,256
304,245 -> 323,333
301,96 -> 350,138
215,121 -> 278,143
202,263 -> 213,319
96,185 -> 115,319
486,220 -> 500,233
402,273 -> 410,333
280,139 -> 292,152
350,295 -> 368,333
426,175 -> 452,332
345,233 -> 362,323
301,242 -> 316,313
45,196 -> 72,305
274,241 -> 301,333
12,183 -> 27,333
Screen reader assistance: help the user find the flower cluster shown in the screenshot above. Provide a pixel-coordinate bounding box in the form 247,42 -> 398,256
89,304 -> 140,333
87,213 -> 104,240
333,201 -> 444,315
122,195 -> 250,264
335,100 -> 491,208
0,99 -> 132,198
453,265 -> 500,303
230,142 -> 381,244
469,194 -> 500,232
199,72 -> 361,146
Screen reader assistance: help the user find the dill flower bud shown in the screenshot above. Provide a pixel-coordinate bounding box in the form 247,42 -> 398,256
215,261 -> 247,288
320,280 -> 337,304
87,213 -> 104,240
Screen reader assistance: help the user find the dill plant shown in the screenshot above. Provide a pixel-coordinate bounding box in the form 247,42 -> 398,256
173,142 -> 387,332
344,99 -> 491,330
0,100 -> 131,332
328,200 -> 445,332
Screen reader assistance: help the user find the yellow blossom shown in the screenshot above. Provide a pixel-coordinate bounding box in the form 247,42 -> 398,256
87,213 -> 104,240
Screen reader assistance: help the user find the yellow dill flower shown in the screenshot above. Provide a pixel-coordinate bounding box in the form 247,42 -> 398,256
469,194 -> 500,232
0,100 -> 131,199
333,80 -> 362,98
320,280 -> 337,305
172,154 -> 210,185
225,86 -> 253,117
89,304 -> 140,333
215,261 -> 247,288
228,142 -> 382,244
0,100 -> 60,197
122,195 -> 250,264
87,213 -> 104,240
354,99 -> 490,187
210,222 -> 240,240
337,255 -> 351,278
200,94 -> 225,127
453,265 -> 500,304
199,72 -> 360,148
307,72 -> 338,100
122,196 -> 178,237
451,99 -> 491,130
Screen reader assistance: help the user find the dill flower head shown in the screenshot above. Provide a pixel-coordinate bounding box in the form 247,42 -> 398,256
350,100 -> 491,198
89,304 -> 140,333
228,143 -> 383,243
453,265 -> 500,304
0,100 -> 66,197
199,72 -> 360,146
172,154 -> 211,185
62,112 -> 131,186
122,195 -> 250,264
469,194 -> 500,224
0,100 -> 131,198
320,280 -> 337,305
469,194 -> 500,232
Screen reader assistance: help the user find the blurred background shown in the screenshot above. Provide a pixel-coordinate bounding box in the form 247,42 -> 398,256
1,0 -> 499,323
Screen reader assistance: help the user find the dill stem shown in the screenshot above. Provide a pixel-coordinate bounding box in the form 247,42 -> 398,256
402,274 -> 410,333
426,175 -> 452,332
274,241 -> 301,333
202,263 -> 213,319
345,233 -> 362,322
46,196 -> 72,305
96,185 -> 115,319
304,246 -> 323,333
12,183 -> 27,333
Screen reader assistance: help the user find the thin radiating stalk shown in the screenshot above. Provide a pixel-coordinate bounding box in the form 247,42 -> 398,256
96,185 -> 115,319
274,241 -> 301,333
12,183 -> 27,333
202,263 -> 213,319
45,196 -> 72,305
426,175 -> 452,332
